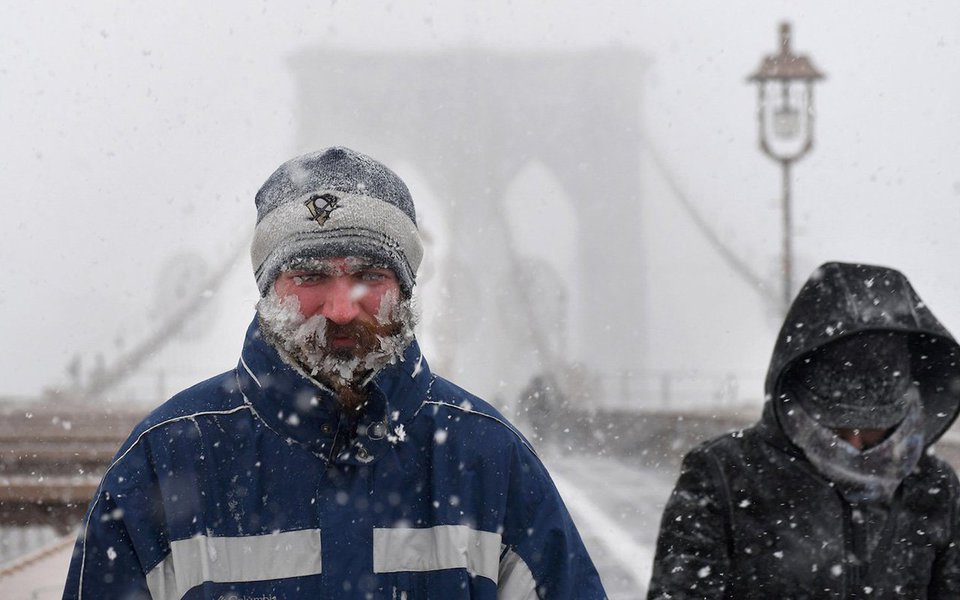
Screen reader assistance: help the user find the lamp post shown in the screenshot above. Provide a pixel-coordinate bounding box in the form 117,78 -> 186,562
748,22 -> 824,312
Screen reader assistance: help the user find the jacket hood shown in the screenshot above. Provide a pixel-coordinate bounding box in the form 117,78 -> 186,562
765,261 -> 960,445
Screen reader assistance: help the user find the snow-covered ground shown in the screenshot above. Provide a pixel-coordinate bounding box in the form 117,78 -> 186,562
545,452 -> 677,599
0,453 -> 678,598
0,534 -> 73,600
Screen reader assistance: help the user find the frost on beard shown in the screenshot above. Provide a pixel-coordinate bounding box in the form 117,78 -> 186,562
256,285 -> 418,387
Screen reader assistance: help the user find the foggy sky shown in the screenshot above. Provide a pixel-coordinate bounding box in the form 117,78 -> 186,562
3,1 -> 960,402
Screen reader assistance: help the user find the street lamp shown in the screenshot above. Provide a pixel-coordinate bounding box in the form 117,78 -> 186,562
748,22 -> 824,312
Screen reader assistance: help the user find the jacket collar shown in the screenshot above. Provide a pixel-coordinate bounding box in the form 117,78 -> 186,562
235,317 -> 431,465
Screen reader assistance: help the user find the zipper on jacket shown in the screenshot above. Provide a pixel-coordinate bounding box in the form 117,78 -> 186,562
846,502 -> 871,599
840,499 -> 859,598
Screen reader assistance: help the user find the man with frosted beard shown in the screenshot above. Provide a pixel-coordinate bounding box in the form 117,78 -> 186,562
63,147 -> 606,599
648,262 -> 960,599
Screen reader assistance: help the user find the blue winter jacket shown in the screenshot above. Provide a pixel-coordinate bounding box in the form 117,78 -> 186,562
63,319 -> 606,599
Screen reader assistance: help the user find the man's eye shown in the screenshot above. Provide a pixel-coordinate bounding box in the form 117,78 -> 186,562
292,274 -> 324,285
358,271 -> 387,282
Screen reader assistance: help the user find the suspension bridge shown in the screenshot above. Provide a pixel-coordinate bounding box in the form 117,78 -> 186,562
0,46 -> 923,598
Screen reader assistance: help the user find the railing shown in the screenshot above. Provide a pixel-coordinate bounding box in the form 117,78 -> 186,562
612,371 -> 761,411
540,367 -> 766,414
0,525 -> 61,567
0,400 -> 147,531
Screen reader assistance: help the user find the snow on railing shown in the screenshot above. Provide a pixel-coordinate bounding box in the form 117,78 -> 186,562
589,369 -> 765,413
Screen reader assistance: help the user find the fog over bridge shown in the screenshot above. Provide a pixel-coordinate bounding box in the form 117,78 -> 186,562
1,50 -> 782,533
1,49 -> 782,594
29,47 -> 777,414
289,48 -> 649,406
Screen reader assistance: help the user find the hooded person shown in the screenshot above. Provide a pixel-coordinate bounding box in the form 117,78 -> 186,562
63,147 -> 606,600
648,262 -> 960,599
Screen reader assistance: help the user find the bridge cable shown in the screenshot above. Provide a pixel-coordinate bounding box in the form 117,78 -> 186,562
640,137 -> 777,307
78,232 -> 252,401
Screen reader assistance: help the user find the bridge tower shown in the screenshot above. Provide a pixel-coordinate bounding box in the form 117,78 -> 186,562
288,48 -> 647,407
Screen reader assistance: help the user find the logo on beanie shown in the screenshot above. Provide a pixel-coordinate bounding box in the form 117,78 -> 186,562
304,193 -> 341,226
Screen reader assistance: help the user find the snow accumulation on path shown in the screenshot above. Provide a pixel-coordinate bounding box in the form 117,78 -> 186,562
0,534 -> 73,599
552,472 -> 653,587
545,452 -> 678,599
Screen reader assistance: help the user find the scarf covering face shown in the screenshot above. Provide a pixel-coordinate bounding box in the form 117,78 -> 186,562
777,386 -> 925,504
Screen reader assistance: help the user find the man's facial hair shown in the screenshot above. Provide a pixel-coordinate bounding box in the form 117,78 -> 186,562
256,287 -> 417,411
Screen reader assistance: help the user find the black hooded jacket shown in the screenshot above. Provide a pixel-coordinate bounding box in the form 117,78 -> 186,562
648,263 -> 960,599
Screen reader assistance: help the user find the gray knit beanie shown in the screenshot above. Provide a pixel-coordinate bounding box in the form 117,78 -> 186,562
251,147 -> 423,297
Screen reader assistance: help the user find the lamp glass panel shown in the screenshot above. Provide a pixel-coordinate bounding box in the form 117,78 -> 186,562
773,106 -> 801,139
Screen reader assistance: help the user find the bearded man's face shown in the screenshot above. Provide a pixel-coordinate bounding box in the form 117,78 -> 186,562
256,256 -> 416,409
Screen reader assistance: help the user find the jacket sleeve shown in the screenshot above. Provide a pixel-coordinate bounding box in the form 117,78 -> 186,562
647,446 -> 731,600
497,441 -> 607,599
62,435 -> 162,600
928,470 -> 960,598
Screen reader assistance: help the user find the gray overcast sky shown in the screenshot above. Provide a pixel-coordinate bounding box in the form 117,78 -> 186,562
3,1 -> 960,400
